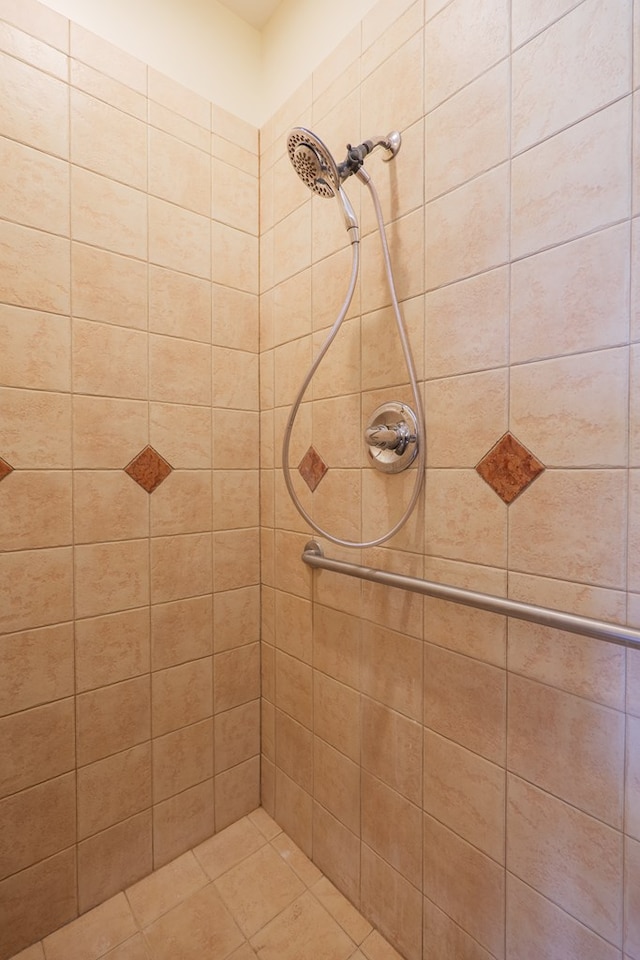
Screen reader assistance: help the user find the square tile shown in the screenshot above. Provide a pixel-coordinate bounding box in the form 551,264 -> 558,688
214,844 -> 304,937
250,891 -> 354,960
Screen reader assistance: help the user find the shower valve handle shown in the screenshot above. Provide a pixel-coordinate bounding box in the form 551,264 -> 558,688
365,421 -> 415,456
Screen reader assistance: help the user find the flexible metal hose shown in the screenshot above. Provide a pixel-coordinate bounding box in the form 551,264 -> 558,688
281,172 -> 425,548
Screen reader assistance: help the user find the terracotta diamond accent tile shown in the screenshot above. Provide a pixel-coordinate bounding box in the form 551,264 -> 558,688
476,432 -> 545,504
124,445 -> 172,493
0,457 -> 13,482
298,446 -> 328,492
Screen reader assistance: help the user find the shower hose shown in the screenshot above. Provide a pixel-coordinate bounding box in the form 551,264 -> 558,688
281,169 -> 426,549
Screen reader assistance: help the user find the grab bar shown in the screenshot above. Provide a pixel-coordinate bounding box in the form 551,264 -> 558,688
301,540 -> 640,649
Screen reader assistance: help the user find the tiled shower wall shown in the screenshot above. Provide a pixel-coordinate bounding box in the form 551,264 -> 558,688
0,2 -> 260,956
260,0 -> 640,958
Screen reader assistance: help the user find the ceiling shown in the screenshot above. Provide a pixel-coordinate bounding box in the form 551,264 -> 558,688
216,0 -> 284,30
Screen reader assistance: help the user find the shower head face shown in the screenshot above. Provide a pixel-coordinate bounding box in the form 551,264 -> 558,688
287,127 -> 340,199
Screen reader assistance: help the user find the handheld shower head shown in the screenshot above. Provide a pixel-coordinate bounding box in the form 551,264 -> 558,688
287,127 -> 359,242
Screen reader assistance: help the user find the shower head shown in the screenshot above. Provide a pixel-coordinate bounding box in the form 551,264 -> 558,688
287,126 -> 359,242
287,127 -> 341,199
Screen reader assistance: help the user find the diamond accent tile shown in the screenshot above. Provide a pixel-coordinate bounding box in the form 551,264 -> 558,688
476,432 -> 545,504
124,445 -> 172,493
0,457 -> 13,482
298,446 -> 328,492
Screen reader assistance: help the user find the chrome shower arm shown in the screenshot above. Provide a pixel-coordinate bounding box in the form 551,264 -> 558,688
338,131 -> 401,179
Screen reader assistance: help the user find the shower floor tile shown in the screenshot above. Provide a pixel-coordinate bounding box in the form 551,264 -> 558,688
15,809 -> 404,960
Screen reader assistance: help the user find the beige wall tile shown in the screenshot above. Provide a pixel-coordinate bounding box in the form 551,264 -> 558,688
360,622 -> 422,721
274,769 -> 312,857
508,674 -> 624,826
73,319 -> 148,399
0,470 -> 72,550
508,470 -> 627,589
72,167 -> 147,260
507,775 -> 623,944
511,100 -> 631,259
361,771 -> 421,888
150,470 -> 212,537
425,595 -> 506,667
77,743 -> 151,839
423,730 -> 505,863
150,532 -> 213,603
507,873 -> 620,960
272,205 -> 311,288
213,470 -> 259,531
361,697 -> 422,805
0,622 -> 73,716
71,243 -> 148,330
214,644 -> 260,714
423,814 -> 505,957
626,834 -> 640,958
77,811 -> 152,913
312,802 -> 360,907
511,347 -> 629,467
361,207 -> 425,312
425,0 -> 509,111
150,402 -> 211,469
212,347 -> 259,410
426,60 -> 509,200
152,779 -> 214,869
0,52 -> 68,156
152,657 -> 212,737
74,471 -> 148,544
424,643 -> 506,764
314,737 -> 360,835
212,222 -> 259,294
0,136 -> 69,235
632,345 -> 640,465
148,68 -> 209,127
512,0 -> 631,153
627,714 -> 640,841
151,595 -> 212,671
153,718 -> 213,801
212,159 -> 258,234
213,586 -> 260,652
149,266 -> 211,343
511,0 -> 583,46
70,59 -> 146,120
0,305 -> 70,391
509,570 -> 627,624
0,387 -> 71,468
0,772 -> 75,881
361,32 -> 423,140
193,812 -> 265,881
149,196 -> 210,280
149,334 -> 211,406
361,845 -> 422,960
70,24 -> 146,93
0,0 -> 68,53
71,89 -> 147,190
215,755 -> 260,830
423,894 -> 495,960
275,649 -> 312,728
507,618 -> 626,710
0,546 -> 73,636
425,468 -> 507,568
425,266 -> 508,378
76,676 -> 150,766
630,470 -> 640,592
360,546 -> 424,639
632,216 -> 640,340
426,368 -> 508,467
212,285 -> 258,353
427,163 -> 509,289
74,539 -> 149,620
216,700 -> 259,773
76,607 -> 150,693
274,590 -> 312,663
510,223 -> 631,364
0,697 -> 74,798
314,672 -> 360,763
313,605 -> 361,688
149,127 -> 210,216
0,849 -> 76,960
0,220 -> 70,313
213,528 -> 260,591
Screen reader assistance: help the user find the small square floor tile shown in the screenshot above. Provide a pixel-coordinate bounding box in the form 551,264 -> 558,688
193,817 -> 267,881
214,845 -> 304,937
126,852 -> 208,929
143,885 -> 243,960
250,891 -> 355,960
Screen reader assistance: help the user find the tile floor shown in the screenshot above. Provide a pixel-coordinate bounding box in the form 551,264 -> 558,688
11,808 -> 404,960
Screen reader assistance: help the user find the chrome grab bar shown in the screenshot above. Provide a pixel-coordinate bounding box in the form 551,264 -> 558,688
301,540 -> 640,649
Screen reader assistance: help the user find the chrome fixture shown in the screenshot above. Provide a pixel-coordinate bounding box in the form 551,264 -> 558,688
282,125 -> 426,549
365,402 -> 419,474
301,541 -> 640,649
